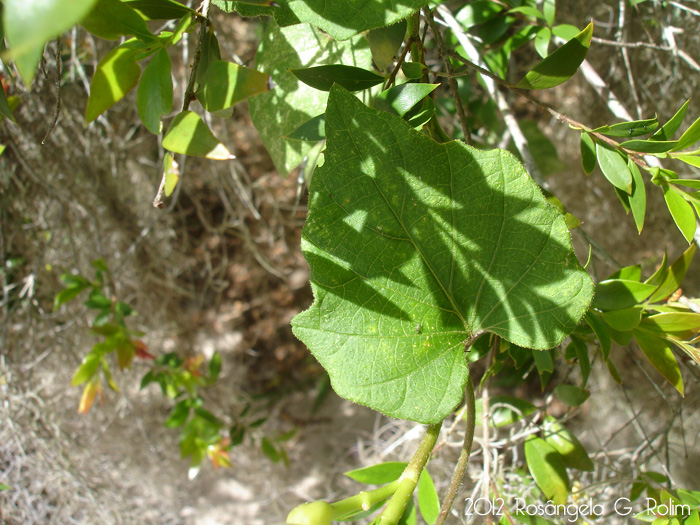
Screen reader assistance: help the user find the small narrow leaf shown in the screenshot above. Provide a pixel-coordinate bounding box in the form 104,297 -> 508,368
515,22 -> 593,90
290,65 -> 385,92
345,462 -> 407,484
628,161 -> 646,233
553,384 -> 590,407
508,6 -> 545,19
196,60 -> 270,112
196,28 -> 221,85
373,83 -> 439,117
596,143 -> 633,194
652,100 -> 689,141
675,155 -> 700,168
619,139 -> 677,154
524,436 -> 570,505
649,244 -> 695,303
580,132 -> 596,174
165,399 -> 191,427
401,62 -> 427,79
534,27 -> 552,58
261,437 -> 280,462
162,111 -> 233,160
81,0 -> 156,42
163,152 -> 180,197
593,116 -> 658,138
72,353 -> 102,386
86,42 -> 142,123
601,306 -> 643,331
543,418 -> 594,471
643,313 -> 700,333
366,20 -> 407,72
552,24 -> 580,41
122,0 -> 200,20
417,470 -> 440,525
592,279 -> 657,311
137,48 -> 173,134
284,114 -> 326,142
633,329 -> 684,395
3,0 -> 98,84
570,338 -> 590,386
586,312 -> 611,361
663,186 -> 697,243
671,115 -> 700,151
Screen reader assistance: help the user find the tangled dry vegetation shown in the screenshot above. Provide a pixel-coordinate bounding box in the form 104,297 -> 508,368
1,2 -> 700,524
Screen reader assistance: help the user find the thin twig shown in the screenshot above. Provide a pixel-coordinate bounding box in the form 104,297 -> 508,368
591,37 -> 671,50
384,36 -> 417,90
41,37 -> 62,144
436,5 -> 545,185
423,7 -> 472,145
435,372 -> 475,525
182,0 -> 211,111
617,0 -> 643,118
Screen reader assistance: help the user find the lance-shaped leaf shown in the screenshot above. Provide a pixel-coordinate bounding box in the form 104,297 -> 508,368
162,111 -> 233,159
196,60 -> 270,112
596,142 -> 633,194
86,41 -> 143,123
593,116 -> 658,138
524,436 -> 570,505
633,328 -> 684,395
516,22 -> 593,90
137,48 -> 173,134
663,185 -> 697,243
4,0 -> 98,84
290,65 -> 385,92
81,0 -> 156,42
123,0 -> 199,20
292,86 -> 594,423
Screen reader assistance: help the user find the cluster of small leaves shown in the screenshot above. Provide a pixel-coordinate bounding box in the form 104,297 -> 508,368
581,245 -> 700,396
578,102 -> 700,241
54,259 -> 153,414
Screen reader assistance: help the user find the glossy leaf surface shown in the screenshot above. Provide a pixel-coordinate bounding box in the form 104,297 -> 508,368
292,86 -> 593,423
137,48 -> 173,134
162,111 -> 233,160
86,42 -> 143,123
516,22 -> 593,90
196,60 -> 270,112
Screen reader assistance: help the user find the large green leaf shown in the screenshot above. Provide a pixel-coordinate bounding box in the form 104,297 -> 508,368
291,86 -> 594,423
3,0 -> 99,84
85,40 -> 143,123
213,0 -> 427,40
249,22 -> 372,176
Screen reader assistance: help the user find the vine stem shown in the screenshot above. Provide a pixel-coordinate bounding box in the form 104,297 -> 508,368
182,0 -> 211,111
378,422 -> 443,524
435,371 -> 476,525
423,7 -> 472,145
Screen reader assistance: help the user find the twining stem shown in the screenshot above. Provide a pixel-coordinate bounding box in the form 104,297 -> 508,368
423,8 -> 473,145
329,480 -> 400,518
378,422 -> 443,524
441,49 -> 651,170
435,371 -> 476,525
182,0 -> 211,111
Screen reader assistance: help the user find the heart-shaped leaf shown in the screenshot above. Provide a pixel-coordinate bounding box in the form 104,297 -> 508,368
292,86 -> 593,423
